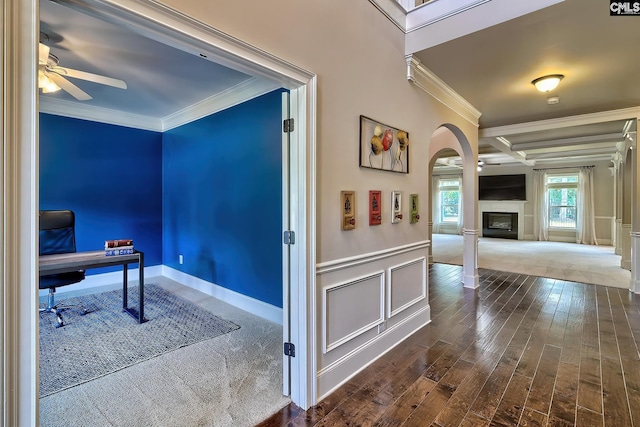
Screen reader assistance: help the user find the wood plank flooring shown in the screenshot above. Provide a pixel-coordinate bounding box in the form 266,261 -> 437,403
259,263 -> 640,427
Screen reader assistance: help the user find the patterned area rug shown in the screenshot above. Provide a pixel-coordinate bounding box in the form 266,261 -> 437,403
39,284 -> 240,397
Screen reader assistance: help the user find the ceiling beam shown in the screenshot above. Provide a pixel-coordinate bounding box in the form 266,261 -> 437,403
510,133 -> 625,151
526,146 -> 618,160
485,136 -> 535,166
479,106 -> 640,138
524,141 -> 618,155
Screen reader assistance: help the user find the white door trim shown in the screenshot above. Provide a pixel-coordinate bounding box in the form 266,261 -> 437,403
5,1 -> 317,423
2,0 -> 40,425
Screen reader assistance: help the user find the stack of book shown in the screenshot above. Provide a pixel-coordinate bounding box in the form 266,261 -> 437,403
104,239 -> 134,256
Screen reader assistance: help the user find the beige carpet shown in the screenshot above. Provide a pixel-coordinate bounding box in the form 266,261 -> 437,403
39,276 -> 290,427
432,233 -> 631,289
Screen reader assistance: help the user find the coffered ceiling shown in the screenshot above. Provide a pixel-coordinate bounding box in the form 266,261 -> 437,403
410,0 -> 639,170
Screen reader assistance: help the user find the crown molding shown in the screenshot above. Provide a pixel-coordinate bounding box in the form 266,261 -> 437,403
161,77 -> 281,131
368,0 -> 408,32
39,78 -> 282,132
406,0 -> 490,32
480,106 -> 640,138
54,0 -> 314,88
406,54 -> 481,127
39,97 -> 162,131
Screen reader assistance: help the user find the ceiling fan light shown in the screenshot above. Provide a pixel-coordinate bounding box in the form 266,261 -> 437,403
42,81 -> 61,93
39,72 -> 60,93
531,74 -> 564,93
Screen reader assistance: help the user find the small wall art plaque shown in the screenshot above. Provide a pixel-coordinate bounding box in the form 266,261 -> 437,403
369,190 -> 382,225
341,191 -> 356,230
410,193 -> 420,224
391,190 -> 402,224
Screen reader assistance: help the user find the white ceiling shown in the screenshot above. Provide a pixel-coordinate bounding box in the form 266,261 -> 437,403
40,0 -> 639,167
39,0 -> 280,131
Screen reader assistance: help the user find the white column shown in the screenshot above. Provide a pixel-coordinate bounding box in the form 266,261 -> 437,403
615,154 -> 624,255
631,232 -> 640,293
462,228 -> 479,288
629,120 -> 640,293
621,224 -> 632,270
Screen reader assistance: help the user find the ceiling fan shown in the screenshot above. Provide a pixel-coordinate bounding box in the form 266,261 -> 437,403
38,43 -> 127,101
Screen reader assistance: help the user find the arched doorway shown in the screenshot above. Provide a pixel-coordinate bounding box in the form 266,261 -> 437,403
427,125 -> 479,289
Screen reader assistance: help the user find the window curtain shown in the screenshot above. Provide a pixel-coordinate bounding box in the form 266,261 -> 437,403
577,166 -> 598,245
432,177 -> 442,234
533,170 -> 548,241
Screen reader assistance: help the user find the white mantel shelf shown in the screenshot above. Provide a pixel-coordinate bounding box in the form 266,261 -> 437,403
478,200 -> 527,240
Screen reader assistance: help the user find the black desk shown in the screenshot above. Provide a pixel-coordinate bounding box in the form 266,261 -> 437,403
39,250 -> 146,323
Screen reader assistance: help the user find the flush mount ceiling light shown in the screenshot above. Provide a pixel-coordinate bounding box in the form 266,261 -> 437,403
531,74 -> 564,93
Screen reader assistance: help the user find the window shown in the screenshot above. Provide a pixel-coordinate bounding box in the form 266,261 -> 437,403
547,174 -> 578,229
438,178 -> 461,223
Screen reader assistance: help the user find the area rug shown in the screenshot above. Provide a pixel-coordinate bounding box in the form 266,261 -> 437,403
39,284 -> 240,397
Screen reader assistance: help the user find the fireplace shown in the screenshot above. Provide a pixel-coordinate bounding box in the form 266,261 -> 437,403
483,212 -> 518,239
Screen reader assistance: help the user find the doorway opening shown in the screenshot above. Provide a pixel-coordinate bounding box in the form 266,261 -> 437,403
20,0 -> 316,423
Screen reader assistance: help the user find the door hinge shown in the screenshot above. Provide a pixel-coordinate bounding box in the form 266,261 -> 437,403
283,230 -> 295,245
284,342 -> 295,357
283,118 -> 294,133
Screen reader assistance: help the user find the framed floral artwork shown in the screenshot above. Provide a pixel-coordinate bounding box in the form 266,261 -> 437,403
359,115 -> 409,173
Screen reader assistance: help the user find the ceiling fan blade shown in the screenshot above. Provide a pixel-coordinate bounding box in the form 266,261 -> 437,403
39,43 -> 50,64
54,66 -> 127,89
46,72 -> 92,101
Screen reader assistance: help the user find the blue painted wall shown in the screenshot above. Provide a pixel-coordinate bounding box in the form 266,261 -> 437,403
39,114 -> 163,273
39,90 -> 283,306
163,90 -> 284,307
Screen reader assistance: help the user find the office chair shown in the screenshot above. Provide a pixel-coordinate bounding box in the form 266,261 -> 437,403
39,209 -> 86,328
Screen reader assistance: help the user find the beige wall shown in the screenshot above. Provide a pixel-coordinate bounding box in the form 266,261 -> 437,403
157,0 -> 480,399
160,0 -> 478,262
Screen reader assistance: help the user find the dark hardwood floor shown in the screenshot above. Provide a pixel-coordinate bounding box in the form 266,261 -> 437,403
259,263 -> 640,426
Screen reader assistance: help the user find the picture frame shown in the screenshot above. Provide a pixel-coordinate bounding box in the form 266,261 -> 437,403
359,115 -> 409,174
410,193 -> 420,224
369,190 -> 382,226
340,191 -> 356,230
391,190 -> 402,224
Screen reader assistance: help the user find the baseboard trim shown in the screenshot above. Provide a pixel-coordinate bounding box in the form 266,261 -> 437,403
40,264 -> 283,324
162,266 -> 283,325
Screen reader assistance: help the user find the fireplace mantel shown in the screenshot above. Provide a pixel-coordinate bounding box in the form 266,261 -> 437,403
478,200 -> 526,240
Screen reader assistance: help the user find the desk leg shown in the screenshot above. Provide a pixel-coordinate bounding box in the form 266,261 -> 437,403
122,252 -> 145,323
123,264 -> 128,310
138,251 -> 144,323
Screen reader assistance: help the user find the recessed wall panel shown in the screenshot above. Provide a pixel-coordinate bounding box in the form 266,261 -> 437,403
323,272 -> 384,353
388,257 -> 426,318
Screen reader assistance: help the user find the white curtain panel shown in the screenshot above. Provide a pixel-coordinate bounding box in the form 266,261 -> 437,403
532,170 -> 549,241
577,166 -> 598,245
432,177 -> 441,234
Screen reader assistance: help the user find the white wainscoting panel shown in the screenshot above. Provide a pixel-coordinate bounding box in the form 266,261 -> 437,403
315,241 -> 430,400
387,257 -> 426,318
322,271 -> 385,354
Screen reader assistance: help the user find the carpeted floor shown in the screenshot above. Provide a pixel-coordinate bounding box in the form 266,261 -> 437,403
432,233 -> 631,288
39,277 -> 290,427
39,284 -> 240,397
